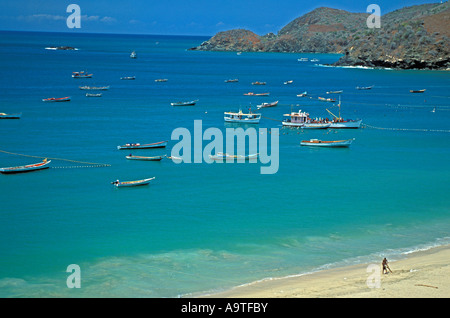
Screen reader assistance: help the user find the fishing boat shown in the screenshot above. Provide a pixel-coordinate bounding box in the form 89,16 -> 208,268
284,80 -> 294,85
310,58 -> 319,62
130,51 -> 137,59
300,138 -> 355,147
298,58 -> 308,62
243,92 -> 270,96
155,79 -> 168,82
117,140 -> 168,150
72,71 -> 92,78
325,99 -> 362,128
410,89 -> 426,93
252,81 -> 266,85
0,112 -> 22,119
224,110 -> 261,124
282,109 -> 310,127
42,96 -> 71,102
356,85 -> 374,90
79,86 -> 110,90
318,97 -> 336,102
112,177 -> 155,188
225,79 -> 238,83
121,76 -> 135,80
297,91 -> 308,97
86,93 -> 102,97
257,101 -> 278,109
209,153 -> 259,161
0,159 -> 51,174
326,90 -> 343,94
45,46 -> 78,51
171,100 -> 198,106
126,155 -> 165,161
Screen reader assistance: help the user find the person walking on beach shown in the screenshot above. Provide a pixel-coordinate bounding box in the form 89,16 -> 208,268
382,258 -> 392,274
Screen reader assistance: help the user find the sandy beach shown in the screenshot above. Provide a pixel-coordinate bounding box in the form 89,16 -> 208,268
205,245 -> 450,298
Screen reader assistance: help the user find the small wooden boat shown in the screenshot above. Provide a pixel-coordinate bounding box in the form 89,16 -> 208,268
318,97 -> 336,102
298,58 -> 308,62
117,140 -> 168,150
252,81 -> 266,85
155,79 -> 168,82
72,71 -> 93,78
42,96 -> 71,102
225,79 -> 238,83
112,177 -> 155,188
284,80 -> 293,85
297,91 -> 308,97
257,101 -> 278,109
79,86 -> 110,90
0,159 -> 51,174
171,100 -> 198,106
121,76 -> 136,80
243,92 -> 270,96
356,85 -> 374,90
86,93 -> 102,97
126,155 -> 165,161
0,112 -> 22,119
410,89 -> 426,93
327,90 -> 343,94
209,153 -> 259,161
300,139 -> 355,147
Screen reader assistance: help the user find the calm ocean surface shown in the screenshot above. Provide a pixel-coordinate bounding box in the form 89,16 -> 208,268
0,31 -> 449,297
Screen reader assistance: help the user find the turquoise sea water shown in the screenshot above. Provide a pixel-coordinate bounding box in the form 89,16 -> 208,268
0,31 -> 449,297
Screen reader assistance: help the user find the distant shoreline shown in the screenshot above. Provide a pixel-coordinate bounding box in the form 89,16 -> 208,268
201,244 -> 450,298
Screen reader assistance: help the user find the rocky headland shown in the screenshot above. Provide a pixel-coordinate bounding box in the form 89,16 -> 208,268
189,3 -> 450,70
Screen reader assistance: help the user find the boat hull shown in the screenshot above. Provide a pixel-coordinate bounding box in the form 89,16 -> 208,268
328,119 -> 362,129
0,160 -> 51,174
224,118 -> 260,124
301,139 -> 354,147
126,155 -> 164,161
117,141 -> 168,150
0,113 -> 22,119
113,177 -> 155,187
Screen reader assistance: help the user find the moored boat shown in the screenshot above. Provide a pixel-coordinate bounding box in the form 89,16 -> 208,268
112,177 -> 155,188
130,51 -> 137,58
209,153 -> 259,161
243,92 -> 270,96
121,76 -> 136,80
0,112 -> 22,119
126,155 -> 165,161
86,93 -> 102,97
42,96 -> 71,102
171,100 -> 198,106
155,79 -> 168,82
117,140 -> 168,150
257,101 -> 278,109
300,138 -> 355,147
79,86 -> 110,90
410,89 -> 426,93
252,81 -> 266,85
282,109 -> 310,127
224,110 -> 261,124
297,91 -> 308,97
72,71 -> 92,78
284,80 -> 294,84
326,90 -> 343,94
0,159 -> 51,174
356,85 -> 374,90
225,79 -> 238,83
325,99 -> 362,128
318,97 -> 336,102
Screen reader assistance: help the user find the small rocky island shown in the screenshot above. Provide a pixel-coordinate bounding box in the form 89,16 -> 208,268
189,3 -> 449,70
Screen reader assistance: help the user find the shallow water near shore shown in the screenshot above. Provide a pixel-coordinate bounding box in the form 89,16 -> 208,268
0,31 -> 449,297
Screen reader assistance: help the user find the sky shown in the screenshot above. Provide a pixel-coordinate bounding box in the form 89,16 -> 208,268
0,0 -> 444,36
